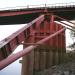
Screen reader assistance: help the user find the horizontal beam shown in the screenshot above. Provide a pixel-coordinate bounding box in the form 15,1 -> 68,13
55,15 -> 75,27
0,10 -> 43,17
56,21 -> 75,32
0,27 -> 66,70
21,43 -> 44,45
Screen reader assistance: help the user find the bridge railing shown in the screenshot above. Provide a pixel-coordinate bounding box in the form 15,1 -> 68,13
0,2 -> 75,11
54,15 -> 75,32
47,2 -> 75,8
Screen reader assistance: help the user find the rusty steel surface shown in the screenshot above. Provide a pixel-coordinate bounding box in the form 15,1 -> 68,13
0,15 -> 44,61
0,13 -> 67,71
0,27 -> 65,70
22,14 -> 66,75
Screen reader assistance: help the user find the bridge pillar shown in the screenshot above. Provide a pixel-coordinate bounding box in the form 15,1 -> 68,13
21,14 -> 66,75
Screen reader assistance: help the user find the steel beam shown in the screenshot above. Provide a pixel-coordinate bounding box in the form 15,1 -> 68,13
55,15 -> 74,24
0,15 -> 44,61
0,27 -> 66,70
56,21 -> 75,32
0,10 -> 43,17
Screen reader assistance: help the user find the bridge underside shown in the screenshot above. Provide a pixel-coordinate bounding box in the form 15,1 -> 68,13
0,13 -> 40,25
0,7 -> 75,25
54,11 -> 75,20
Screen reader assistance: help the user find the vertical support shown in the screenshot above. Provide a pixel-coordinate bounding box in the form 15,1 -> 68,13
60,25 -> 63,63
39,46 -> 46,71
60,25 -> 66,63
50,14 -> 55,33
21,14 -> 66,75
55,23 -> 59,65
47,48 -> 53,67
50,14 -> 55,66
21,52 -> 29,75
22,27 -> 35,75
22,43 -> 34,75
34,48 -> 40,73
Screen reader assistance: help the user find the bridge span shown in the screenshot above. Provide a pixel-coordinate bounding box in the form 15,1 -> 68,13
0,2 -> 75,24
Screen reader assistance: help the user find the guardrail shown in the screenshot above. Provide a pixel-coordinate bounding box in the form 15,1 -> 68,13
0,2 -> 75,11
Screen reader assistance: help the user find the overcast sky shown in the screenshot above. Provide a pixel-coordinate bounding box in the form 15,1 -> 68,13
0,0 -> 74,75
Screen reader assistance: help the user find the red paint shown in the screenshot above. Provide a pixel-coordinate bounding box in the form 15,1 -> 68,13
0,27 -> 65,70
0,15 -> 44,61
0,14 -> 66,70
0,10 -> 43,17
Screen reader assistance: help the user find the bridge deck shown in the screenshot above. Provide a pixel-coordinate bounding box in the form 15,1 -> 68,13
0,2 -> 75,25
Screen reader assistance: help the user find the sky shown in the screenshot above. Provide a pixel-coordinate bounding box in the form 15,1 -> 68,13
0,0 -> 75,75
0,0 -> 75,10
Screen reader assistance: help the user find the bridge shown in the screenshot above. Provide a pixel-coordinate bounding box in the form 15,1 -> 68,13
0,2 -> 75,24
0,2 -> 75,75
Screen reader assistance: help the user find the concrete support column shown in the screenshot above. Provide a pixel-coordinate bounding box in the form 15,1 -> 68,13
22,51 -> 34,75
22,36 -> 35,75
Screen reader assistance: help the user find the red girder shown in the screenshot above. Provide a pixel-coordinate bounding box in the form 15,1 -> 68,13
0,14 -> 70,62
0,14 -> 73,61
0,10 -> 44,17
0,14 -> 68,70
0,15 -> 44,61
0,27 -> 66,70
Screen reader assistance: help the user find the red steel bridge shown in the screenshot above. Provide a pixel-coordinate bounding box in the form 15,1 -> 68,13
0,2 -> 75,75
